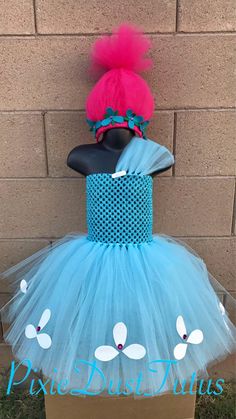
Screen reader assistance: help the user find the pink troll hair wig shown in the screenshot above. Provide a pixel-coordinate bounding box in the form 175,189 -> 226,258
86,24 -> 155,142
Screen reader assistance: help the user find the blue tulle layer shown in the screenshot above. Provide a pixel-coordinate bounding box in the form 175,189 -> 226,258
1,233 -> 235,395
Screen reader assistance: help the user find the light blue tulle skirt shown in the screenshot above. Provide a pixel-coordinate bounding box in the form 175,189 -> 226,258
1,233 -> 236,396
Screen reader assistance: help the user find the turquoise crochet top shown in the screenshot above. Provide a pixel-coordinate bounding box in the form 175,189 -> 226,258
86,137 -> 174,245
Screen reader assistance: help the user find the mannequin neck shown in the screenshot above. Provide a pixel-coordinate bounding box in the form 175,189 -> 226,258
101,128 -> 134,151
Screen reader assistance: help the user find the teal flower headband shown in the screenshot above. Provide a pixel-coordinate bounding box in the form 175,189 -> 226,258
86,107 -> 149,139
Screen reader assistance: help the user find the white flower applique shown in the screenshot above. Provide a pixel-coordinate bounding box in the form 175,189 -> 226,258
20,279 -> 28,294
174,315 -> 204,360
219,301 -> 230,331
95,322 -> 146,362
25,309 -> 52,349
219,302 -> 225,315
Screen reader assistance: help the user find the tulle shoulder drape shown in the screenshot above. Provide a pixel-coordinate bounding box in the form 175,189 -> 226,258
116,137 -> 174,175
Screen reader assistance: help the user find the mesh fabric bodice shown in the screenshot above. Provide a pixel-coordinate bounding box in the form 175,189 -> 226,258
86,174 -> 153,244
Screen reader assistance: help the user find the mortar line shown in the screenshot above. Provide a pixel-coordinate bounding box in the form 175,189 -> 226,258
231,180 -> 236,235
0,175 -> 235,180
172,112 -> 177,176
0,107 -> 235,114
42,111 -> 49,176
0,31 -> 235,39
175,0 -> 179,32
32,0 -> 38,34
0,235 -> 234,241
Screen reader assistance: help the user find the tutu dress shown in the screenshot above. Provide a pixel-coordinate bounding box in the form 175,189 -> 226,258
1,136 -> 236,396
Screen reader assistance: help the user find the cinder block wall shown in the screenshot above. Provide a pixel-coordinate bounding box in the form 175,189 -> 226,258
0,1 -> 235,378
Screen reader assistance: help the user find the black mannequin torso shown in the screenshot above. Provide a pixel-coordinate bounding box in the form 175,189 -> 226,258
67,129 -> 133,176
67,128 -> 173,177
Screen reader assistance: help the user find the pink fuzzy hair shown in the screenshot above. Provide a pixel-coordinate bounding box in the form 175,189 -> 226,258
86,24 -> 155,141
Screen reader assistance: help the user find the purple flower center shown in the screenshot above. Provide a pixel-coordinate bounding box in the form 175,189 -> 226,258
117,344 -> 123,350
183,334 -> 187,340
36,326 -> 41,332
